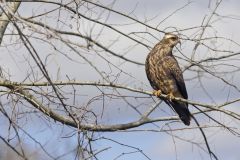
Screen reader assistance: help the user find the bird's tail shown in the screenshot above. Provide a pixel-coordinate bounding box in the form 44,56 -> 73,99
168,101 -> 191,126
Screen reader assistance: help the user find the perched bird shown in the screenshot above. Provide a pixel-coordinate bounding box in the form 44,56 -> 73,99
145,33 -> 191,125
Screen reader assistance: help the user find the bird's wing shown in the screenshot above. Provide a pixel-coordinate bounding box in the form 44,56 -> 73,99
163,56 -> 188,99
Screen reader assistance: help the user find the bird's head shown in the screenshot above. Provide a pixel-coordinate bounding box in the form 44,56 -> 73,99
163,33 -> 181,48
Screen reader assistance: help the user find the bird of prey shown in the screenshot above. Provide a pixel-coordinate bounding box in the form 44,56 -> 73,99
145,33 -> 191,125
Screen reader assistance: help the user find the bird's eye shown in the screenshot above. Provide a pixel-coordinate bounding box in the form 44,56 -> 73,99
171,37 -> 177,40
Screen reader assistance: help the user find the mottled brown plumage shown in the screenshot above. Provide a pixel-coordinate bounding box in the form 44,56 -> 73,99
145,33 -> 191,125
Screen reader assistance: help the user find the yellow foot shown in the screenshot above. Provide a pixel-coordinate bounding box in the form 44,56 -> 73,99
153,90 -> 162,97
166,92 -> 174,101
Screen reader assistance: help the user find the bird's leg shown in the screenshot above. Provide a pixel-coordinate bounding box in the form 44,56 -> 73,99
166,92 -> 175,101
153,90 -> 162,97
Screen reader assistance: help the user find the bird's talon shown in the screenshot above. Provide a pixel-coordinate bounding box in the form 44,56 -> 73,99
166,93 -> 174,101
153,90 -> 162,97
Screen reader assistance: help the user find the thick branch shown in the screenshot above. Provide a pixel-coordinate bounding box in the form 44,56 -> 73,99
1,80 -> 240,130
2,80 -> 180,131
